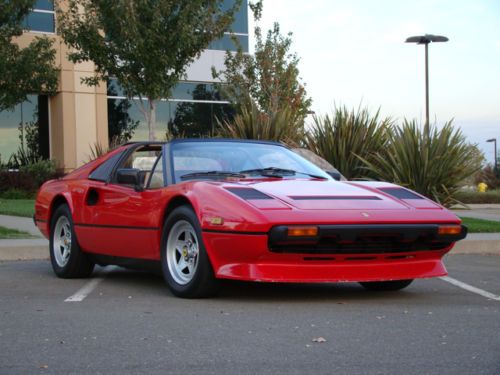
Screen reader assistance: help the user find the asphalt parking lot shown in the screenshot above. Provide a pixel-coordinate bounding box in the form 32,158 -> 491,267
0,254 -> 499,375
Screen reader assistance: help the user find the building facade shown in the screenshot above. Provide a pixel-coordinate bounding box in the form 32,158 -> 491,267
0,0 -> 248,171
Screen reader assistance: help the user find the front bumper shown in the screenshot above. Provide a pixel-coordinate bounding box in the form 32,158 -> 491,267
202,230 -> 455,283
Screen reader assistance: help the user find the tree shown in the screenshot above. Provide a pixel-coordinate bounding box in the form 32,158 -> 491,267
58,0 -> 241,141
107,82 -> 139,145
213,2 -> 311,128
0,0 -> 58,111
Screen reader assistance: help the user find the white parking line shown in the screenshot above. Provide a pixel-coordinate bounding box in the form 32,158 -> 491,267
64,267 -> 115,302
440,276 -> 500,301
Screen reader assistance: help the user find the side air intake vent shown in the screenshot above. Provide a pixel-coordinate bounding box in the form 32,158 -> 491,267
379,188 -> 424,200
225,187 -> 273,200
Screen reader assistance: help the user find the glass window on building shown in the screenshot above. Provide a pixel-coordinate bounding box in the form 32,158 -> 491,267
23,0 -> 55,33
209,0 -> 249,52
0,95 -> 50,166
223,0 -> 248,34
209,34 -> 249,52
107,79 -> 234,143
107,98 -> 233,143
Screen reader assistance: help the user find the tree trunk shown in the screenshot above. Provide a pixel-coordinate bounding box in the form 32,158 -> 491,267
147,98 -> 156,141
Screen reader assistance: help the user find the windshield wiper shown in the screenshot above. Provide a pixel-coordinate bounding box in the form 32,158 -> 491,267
180,171 -> 246,181
239,167 -> 327,180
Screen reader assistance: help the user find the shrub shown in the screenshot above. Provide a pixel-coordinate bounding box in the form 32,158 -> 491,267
474,164 -> 500,190
19,159 -> 57,187
217,99 -> 304,145
0,188 -> 34,199
0,170 -> 37,195
361,120 -> 483,207
455,190 -> 500,204
304,105 -> 392,179
0,160 -> 58,197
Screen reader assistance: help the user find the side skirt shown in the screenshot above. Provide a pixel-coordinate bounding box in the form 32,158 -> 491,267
89,254 -> 162,275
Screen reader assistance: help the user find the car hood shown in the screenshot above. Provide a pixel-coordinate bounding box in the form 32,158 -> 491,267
232,179 -> 411,210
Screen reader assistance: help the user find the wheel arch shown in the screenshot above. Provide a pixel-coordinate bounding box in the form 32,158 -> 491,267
161,195 -> 197,229
48,193 -> 73,231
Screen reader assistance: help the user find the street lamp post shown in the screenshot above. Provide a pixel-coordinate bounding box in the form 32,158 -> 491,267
487,138 -> 498,174
405,34 -> 449,127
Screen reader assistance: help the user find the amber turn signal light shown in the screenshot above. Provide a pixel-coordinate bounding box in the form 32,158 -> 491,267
438,225 -> 462,235
287,226 -> 318,237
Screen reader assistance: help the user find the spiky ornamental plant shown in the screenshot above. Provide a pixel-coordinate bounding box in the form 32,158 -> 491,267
360,119 -> 483,207
217,96 -> 304,145
304,105 -> 392,180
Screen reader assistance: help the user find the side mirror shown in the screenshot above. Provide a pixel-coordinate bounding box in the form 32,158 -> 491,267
116,168 -> 147,192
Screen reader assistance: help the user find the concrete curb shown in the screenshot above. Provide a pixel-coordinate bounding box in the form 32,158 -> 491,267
0,246 -> 49,261
452,240 -> 500,255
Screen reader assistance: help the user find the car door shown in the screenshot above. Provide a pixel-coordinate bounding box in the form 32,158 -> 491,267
76,144 -> 166,260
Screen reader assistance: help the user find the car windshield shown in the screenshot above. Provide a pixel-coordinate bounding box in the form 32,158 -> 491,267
171,141 -> 331,183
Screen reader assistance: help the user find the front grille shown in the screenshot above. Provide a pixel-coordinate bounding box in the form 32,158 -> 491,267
268,224 -> 463,254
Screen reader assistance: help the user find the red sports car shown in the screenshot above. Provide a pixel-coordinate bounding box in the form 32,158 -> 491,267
34,139 -> 467,298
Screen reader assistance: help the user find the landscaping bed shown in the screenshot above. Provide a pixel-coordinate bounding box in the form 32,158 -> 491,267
456,190 -> 500,204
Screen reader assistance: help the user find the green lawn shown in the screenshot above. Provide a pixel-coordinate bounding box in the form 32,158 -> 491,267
0,199 -> 35,218
0,225 -> 34,239
460,217 -> 500,233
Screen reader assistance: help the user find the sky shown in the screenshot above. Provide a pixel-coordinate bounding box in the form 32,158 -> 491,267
257,0 -> 500,163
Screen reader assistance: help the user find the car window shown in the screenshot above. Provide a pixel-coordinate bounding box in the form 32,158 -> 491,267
113,145 -> 162,188
89,151 -> 125,182
147,152 -> 164,189
257,151 -> 303,171
171,141 -> 331,183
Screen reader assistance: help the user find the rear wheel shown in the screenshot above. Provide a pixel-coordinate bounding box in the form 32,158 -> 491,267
50,204 -> 94,278
359,279 -> 413,291
161,206 -> 219,298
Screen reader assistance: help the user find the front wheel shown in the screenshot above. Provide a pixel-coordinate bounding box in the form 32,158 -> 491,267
161,206 -> 219,298
359,279 -> 413,291
49,204 -> 94,278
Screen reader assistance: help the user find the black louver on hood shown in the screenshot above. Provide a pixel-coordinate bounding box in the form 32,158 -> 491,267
225,187 -> 273,200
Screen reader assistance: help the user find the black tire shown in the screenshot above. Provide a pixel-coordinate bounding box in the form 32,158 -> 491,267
161,206 -> 219,298
359,279 -> 413,291
49,204 -> 94,278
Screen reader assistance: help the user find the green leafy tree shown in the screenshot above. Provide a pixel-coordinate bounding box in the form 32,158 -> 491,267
0,0 -> 58,111
58,0 -> 240,141
213,1 -> 311,128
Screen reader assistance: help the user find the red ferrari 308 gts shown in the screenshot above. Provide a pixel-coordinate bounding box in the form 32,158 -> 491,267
34,139 -> 467,298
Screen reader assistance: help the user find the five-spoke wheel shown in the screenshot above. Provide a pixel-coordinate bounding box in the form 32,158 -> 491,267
161,206 -> 219,298
53,216 -> 72,268
166,220 -> 200,285
49,204 -> 94,278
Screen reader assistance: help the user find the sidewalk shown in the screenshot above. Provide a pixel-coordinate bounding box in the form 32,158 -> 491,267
0,215 -> 48,261
0,214 -> 43,237
452,204 -> 500,222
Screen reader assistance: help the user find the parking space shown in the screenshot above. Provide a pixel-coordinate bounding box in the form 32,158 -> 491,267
1,256 -> 499,375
